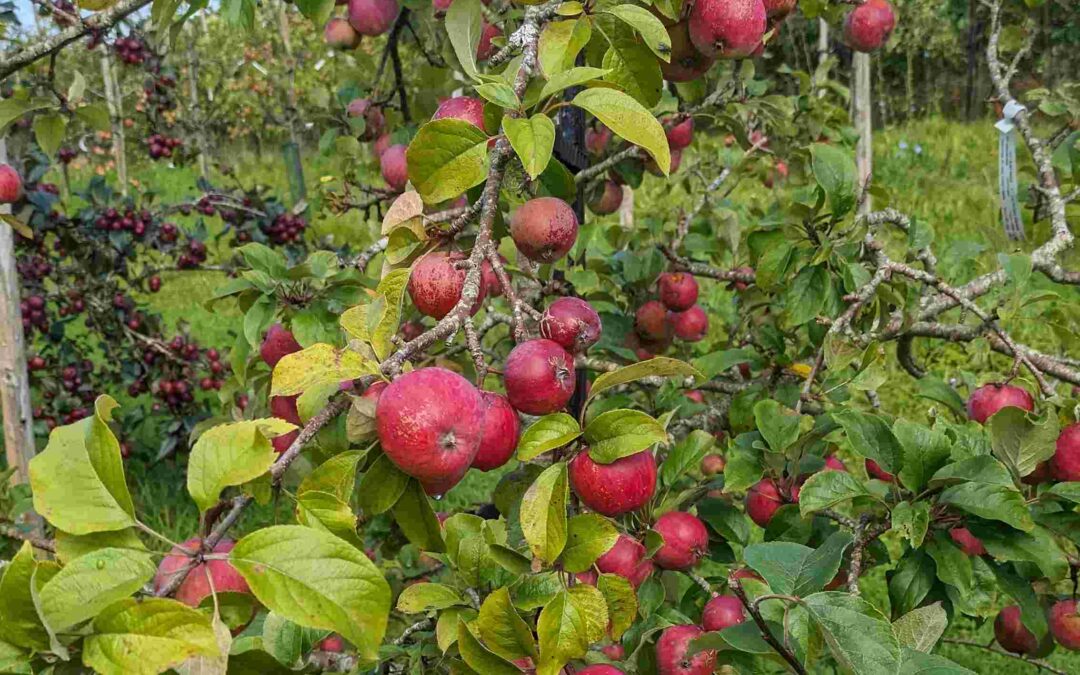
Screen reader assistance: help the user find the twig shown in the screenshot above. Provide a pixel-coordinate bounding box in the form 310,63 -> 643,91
393,619 -> 433,646
728,572 -> 808,675
941,638 -> 1067,675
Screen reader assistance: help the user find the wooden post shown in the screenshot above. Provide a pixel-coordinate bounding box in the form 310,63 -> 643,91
853,52 -> 873,215
187,36 -> 210,179
618,186 -> 634,229
817,18 -> 829,65
0,139 -> 36,487
99,45 -> 128,195
277,1 -> 306,204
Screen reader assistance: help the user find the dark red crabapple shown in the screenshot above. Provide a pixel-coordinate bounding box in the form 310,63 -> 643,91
596,534 -> 655,588
318,635 -> 345,652
745,478 -> 798,528
967,383 -> 1034,424
865,458 -> 896,482
0,164 -> 23,203
587,180 -> 623,216
949,527 -> 987,556
1051,423 -> 1080,481
476,20 -> 501,61
664,115 -> 695,150
843,0 -> 897,53
700,453 -> 725,476
540,297 -> 602,353
509,197 -> 579,264
660,20 -> 717,82
824,455 -> 847,471
994,605 -> 1040,656
569,449 -> 657,517
375,367 -> 485,496
688,0 -> 766,59
728,265 -> 754,291
432,96 -> 486,131
345,98 -> 386,140
585,125 -> 612,156
702,595 -> 746,632
260,323 -> 302,369
658,272 -> 699,311
153,538 -> 249,607
503,339 -> 575,415
672,305 -> 708,342
635,300 -> 673,343
471,392 -> 521,471
656,624 -> 716,675
149,275 -> 162,292
601,643 -> 625,660
324,17 -> 361,49
380,144 -> 409,192
652,511 -> 709,570
347,0 -> 399,36
1050,599 -> 1080,651
407,250 -> 485,319
763,0 -> 797,20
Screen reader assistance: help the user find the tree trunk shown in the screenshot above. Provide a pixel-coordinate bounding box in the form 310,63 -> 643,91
186,38 -> 210,179
277,1 -> 306,204
853,52 -> 872,216
905,43 -> 915,119
0,138 -> 37,495
99,45 -> 127,196
817,18 -> 829,65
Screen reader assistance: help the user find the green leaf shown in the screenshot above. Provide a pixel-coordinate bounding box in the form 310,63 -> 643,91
32,114 -> 67,159
698,497 -> 751,546
406,119 -> 491,204
572,88 -> 669,174
517,413 -> 581,462
230,525 -> 391,661
753,400 -> 804,454
261,611 -> 328,668
293,0 -> 335,24
894,420 -> 952,494
39,548 -> 156,631
989,407 -> 1059,480
969,523 -> 1067,580
915,377 -> 967,419
358,452 -> 410,515
370,269 -> 411,361
891,501 -> 931,549
396,583 -> 465,613
537,591 -> 589,675
888,550 -> 935,617
596,573 -> 637,640
0,97 -> 50,132
521,462 -> 569,564
82,599 -> 218,675
834,409 -> 902,474
187,419 -> 291,513
538,18 -> 591,77
271,343 -> 376,397
0,639 -> 30,675
596,14 -> 663,107
784,264 -> 830,327
660,430 -> 714,487
392,479 -> 446,552
583,409 -> 666,463
478,587 -> 538,661
899,649 -> 976,675
0,543 -> 49,650
457,619 -> 521,675
73,103 -> 111,131
296,450 -> 365,543
476,82 -> 520,109
602,5 -> 671,61
561,514 -> 618,573
568,584 -> 608,643
810,143 -> 857,218
743,532 -> 852,597
988,561 -> 1049,640
893,602 -> 947,653
588,357 -> 701,401
803,592 -> 902,675
798,470 -> 872,516
504,115 -> 555,180
29,396 -> 135,534
539,67 -> 610,100
446,0 -> 482,79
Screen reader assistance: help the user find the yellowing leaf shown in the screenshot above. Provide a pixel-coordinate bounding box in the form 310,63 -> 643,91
572,88 -> 669,174
187,419 -> 292,513
271,343 -> 377,397
82,599 -> 218,675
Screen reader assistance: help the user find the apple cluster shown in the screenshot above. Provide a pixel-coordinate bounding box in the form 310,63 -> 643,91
146,133 -> 183,160
113,36 -> 150,66
630,272 -> 709,358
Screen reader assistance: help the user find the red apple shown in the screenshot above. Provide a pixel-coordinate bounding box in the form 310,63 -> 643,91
635,300 -> 673,343
578,666 -> 625,675
967,383 -> 1034,424
569,449 -> 657,517
656,624 -> 716,675
664,115 -> 695,150
260,323 -> 302,369
824,455 -> 847,472
745,478 -> 798,528
652,511 -> 709,570
476,20 -> 501,61
702,594 -> 745,632
994,605 -> 1040,655
1051,599 -> 1080,650
658,273 -> 698,311
510,197 -> 579,264
153,538 -> 249,607
596,534 -> 654,588
865,458 -> 896,482
503,339 -> 576,415
407,250 -> 485,319
948,527 -> 987,557
0,164 -> 23,203
601,643 -> 625,661
347,0 -> 399,36
472,392 -> 521,471
701,453 -> 725,476
660,21 -> 717,82
380,144 -> 409,192
540,297 -> 602,353
432,96 -> 486,131
324,17 -> 361,49
671,305 -> 708,341
843,0 -> 897,53
345,98 -> 385,140
1051,423 -> 1080,481
587,180 -> 624,216
319,635 -> 345,652
688,0 -> 766,59
586,125 -> 612,156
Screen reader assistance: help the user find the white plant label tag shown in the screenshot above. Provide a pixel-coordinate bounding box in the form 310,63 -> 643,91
995,100 -> 1026,240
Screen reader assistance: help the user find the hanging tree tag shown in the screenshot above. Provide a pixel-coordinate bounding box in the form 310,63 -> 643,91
995,100 -> 1026,241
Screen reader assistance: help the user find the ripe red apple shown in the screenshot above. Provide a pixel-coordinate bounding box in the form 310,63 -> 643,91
1051,599 -> 1080,650
579,666 -> 625,675
701,453 -> 725,476
660,21 -> 716,82
432,96 -> 487,131
347,0 -> 399,36
728,265 -> 754,292
324,17 -> 361,49
1051,423 -> 1080,481
672,305 -> 708,342
569,449 -> 657,517
319,635 -> 345,652
685,390 -> 705,404
745,478 -> 798,528
586,125 -> 612,155
407,250 -> 486,319
260,323 -> 302,369
656,624 -> 716,675
1023,459 -> 1052,485
646,148 -> 682,176
658,273 -> 699,311
664,115 -> 695,150
688,0 -> 766,59
373,133 -> 392,158
0,164 -> 22,203
361,381 -> 388,402
575,569 -> 598,586
994,605 -> 1040,655
345,98 -> 385,140
510,197 -> 579,264
476,20 -> 501,60
432,0 -> 452,15
596,534 -> 655,588
380,144 -> 409,192
653,511 -> 709,570
702,595 -> 745,632
966,383 -> 1034,424
824,455 -> 847,472
540,297 -> 602,353
843,0 -> 897,53
587,180 -> 623,216
948,527 -> 987,557
479,255 -> 507,298
762,0 -> 796,20
472,392 -> 521,471
375,367 -> 485,496
865,458 -> 896,482
153,538 -> 249,607
601,643 -> 625,660
635,300 -> 673,343
503,339 -> 576,415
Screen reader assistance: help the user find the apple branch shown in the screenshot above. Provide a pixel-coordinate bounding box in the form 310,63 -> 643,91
658,245 -> 757,284
940,638 -> 1067,675
728,572 -> 808,675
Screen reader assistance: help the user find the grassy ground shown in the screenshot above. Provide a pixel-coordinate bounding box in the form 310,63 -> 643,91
38,118 -> 1080,672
